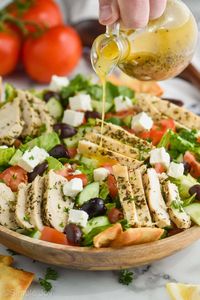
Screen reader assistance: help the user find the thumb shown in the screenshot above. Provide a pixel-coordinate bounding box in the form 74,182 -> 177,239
99,0 -> 119,25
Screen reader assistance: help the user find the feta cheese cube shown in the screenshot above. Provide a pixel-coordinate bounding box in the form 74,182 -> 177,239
49,75 -> 69,91
150,147 -> 170,169
63,178 -> 83,198
17,146 -> 49,172
131,112 -> 153,132
69,94 -> 92,112
62,109 -> 84,127
72,170 -> 82,175
68,209 -> 89,228
0,145 -> 8,149
114,96 -> 133,112
168,162 -> 184,178
93,168 -> 109,182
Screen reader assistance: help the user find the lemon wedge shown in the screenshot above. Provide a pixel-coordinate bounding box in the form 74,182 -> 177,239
166,283 -> 200,300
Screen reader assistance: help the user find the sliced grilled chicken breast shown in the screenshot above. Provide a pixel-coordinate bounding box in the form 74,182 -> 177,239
143,168 -> 171,228
16,183 -> 33,230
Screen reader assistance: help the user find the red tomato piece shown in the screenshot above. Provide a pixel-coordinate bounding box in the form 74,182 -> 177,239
100,163 -> 113,174
40,226 -> 69,245
107,174 -> 118,199
154,163 -> 166,174
184,151 -> 200,179
107,208 -> 123,224
68,148 -> 77,158
106,108 -> 137,120
0,166 -> 28,192
67,174 -> 88,186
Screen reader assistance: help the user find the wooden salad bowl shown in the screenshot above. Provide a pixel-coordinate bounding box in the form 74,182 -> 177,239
0,225 -> 200,270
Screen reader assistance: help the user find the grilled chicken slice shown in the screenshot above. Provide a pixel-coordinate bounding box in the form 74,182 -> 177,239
16,183 -> 33,230
163,181 -> 191,229
143,168 -> 171,228
18,90 -> 42,137
85,132 -> 144,160
113,164 -> 139,227
43,170 -> 74,232
0,183 -> 18,230
129,166 -> 152,227
26,176 -> 45,231
0,98 -> 24,145
78,140 -> 142,170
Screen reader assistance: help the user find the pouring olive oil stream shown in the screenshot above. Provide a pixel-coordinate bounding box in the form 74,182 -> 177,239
90,0 -> 198,146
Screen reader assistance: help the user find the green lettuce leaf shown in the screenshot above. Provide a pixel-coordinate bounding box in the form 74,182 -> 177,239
171,174 -> 197,199
82,225 -> 111,246
0,148 -> 15,166
99,183 -> 109,200
20,132 -> 60,152
46,157 -> 64,171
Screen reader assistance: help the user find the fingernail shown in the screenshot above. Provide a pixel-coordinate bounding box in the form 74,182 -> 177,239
99,5 -> 112,22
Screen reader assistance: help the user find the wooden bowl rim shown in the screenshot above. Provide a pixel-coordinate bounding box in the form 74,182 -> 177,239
1,225 -> 200,254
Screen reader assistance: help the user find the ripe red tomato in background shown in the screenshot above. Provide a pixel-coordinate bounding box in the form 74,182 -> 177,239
0,27 -> 21,75
0,166 -> 28,192
22,25 -> 82,83
8,0 -> 63,33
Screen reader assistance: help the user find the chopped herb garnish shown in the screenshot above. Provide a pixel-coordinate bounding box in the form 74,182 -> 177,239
29,155 -> 35,160
118,270 -> 134,285
39,267 -> 58,293
39,278 -> 52,293
45,267 -> 59,281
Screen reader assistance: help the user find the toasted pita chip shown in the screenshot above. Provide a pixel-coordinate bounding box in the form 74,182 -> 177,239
78,140 -> 142,169
108,74 -> 163,97
110,227 -> 164,248
93,223 -> 123,248
0,263 -> 34,300
0,255 -> 14,266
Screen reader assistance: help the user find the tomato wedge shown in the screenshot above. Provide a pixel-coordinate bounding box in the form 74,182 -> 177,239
184,151 -> 200,179
67,174 -> 88,186
68,148 -> 77,158
107,174 -> 118,199
106,108 -> 137,120
154,163 -> 166,174
0,166 -> 28,192
100,163 -> 113,174
139,119 -> 176,146
41,226 -> 69,245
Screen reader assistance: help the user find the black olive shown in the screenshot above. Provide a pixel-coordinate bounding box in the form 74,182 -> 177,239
53,123 -> 77,138
85,111 -> 101,120
80,198 -> 106,219
183,162 -> 191,175
28,162 -> 48,183
64,223 -> 83,246
43,91 -> 60,102
49,144 -> 70,159
189,185 -> 200,201
162,98 -> 184,107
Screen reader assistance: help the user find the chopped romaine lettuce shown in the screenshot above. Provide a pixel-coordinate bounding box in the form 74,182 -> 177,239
171,174 -> 197,199
9,149 -> 23,165
99,183 -> 109,200
4,83 -> 17,102
20,132 -> 60,152
46,157 -> 64,171
82,225 -> 111,246
0,148 -> 15,166
178,129 -> 198,144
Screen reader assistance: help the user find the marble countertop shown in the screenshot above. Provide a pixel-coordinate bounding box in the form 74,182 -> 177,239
0,36 -> 200,299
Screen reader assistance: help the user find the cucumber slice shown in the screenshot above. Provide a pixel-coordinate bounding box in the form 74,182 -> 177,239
47,97 -> 63,119
80,157 -> 99,168
83,216 -> 110,235
9,149 -> 23,165
91,100 -> 112,113
77,182 -> 99,206
184,203 -> 200,225
63,126 -> 92,149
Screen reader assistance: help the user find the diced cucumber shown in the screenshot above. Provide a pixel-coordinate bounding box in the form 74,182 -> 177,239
77,182 -> 100,206
80,157 -> 99,168
122,115 -> 132,127
91,100 -> 112,113
63,126 -> 92,149
83,216 -> 110,235
184,203 -> 200,226
47,97 -> 63,119
106,117 -> 122,126
9,149 -> 23,165
0,147 -> 16,166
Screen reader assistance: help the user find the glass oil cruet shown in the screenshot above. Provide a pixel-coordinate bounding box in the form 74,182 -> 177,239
91,0 -> 198,81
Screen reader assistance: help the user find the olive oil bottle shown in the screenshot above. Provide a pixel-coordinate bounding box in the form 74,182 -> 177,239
91,0 -> 198,81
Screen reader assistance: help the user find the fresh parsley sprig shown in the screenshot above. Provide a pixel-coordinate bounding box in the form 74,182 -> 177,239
39,267 -> 58,293
118,270 -> 134,285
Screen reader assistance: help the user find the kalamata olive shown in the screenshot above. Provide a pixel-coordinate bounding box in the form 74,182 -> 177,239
183,162 -> 191,174
64,223 -> 82,246
81,198 -> 106,219
189,184 -> 200,201
49,144 -> 70,159
28,161 -> 48,183
43,91 -> 60,102
162,98 -> 184,107
53,123 -> 77,138
107,208 -> 124,224
85,111 -> 101,120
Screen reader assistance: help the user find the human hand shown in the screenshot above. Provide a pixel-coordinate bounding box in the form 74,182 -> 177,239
99,0 -> 167,28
